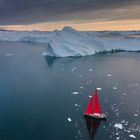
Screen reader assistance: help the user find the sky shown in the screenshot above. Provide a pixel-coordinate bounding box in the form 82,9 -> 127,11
0,0 -> 140,31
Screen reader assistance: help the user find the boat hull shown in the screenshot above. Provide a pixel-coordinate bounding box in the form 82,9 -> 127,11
84,113 -> 106,121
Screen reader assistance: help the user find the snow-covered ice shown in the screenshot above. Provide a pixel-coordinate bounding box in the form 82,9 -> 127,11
1,26 -> 140,57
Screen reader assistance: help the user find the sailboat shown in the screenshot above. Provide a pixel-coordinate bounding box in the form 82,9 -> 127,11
84,89 -> 106,120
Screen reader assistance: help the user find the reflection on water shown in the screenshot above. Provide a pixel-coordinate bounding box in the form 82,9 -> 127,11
45,56 -> 57,66
85,118 -> 101,140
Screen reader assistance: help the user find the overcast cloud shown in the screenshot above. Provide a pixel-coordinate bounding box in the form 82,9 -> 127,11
0,0 -> 139,25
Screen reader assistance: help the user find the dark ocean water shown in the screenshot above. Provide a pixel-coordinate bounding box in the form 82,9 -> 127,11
0,42 -> 140,140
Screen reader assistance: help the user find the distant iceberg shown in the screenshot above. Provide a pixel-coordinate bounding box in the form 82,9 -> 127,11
0,26 -> 140,57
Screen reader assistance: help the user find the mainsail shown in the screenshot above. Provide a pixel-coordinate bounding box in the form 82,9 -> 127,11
85,90 -> 102,114
85,94 -> 94,114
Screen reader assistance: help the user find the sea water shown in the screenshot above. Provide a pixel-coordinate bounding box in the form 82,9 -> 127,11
0,42 -> 140,140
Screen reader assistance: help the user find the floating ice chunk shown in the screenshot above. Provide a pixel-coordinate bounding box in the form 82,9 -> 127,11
5,53 -> 12,56
122,92 -> 126,96
134,114 -> 138,117
67,118 -> 72,122
122,120 -> 125,123
126,121 -> 129,124
127,130 -> 130,133
89,95 -> 92,98
71,67 -> 76,72
42,51 -> 47,56
113,87 -> 118,90
89,69 -> 93,72
74,104 -> 80,107
129,134 -> 136,138
116,137 -> 120,140
72,92 -> 79,95
77,130 -> 81,136
134,83 -> 139,86
114,123 -> 123,130
125,123 -> 128,126
80,86 -> 84,89
115,133 -> 119,135
128,84 -> 132,87
107,74 -> 112,77
96,87 -> 102,91
114,106 -> 118,111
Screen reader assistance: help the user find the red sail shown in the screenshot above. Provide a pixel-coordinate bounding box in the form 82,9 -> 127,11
85,93 -> 94,114
93,90 -> 102,114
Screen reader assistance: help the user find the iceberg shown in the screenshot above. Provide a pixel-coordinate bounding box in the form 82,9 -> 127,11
0,26 -> 140,57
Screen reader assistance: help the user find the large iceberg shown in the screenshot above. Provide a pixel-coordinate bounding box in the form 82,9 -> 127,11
0,27 -> 140,57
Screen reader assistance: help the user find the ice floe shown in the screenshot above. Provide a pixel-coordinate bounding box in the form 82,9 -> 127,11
72,92 -> 79,95
116,137 -> 120,140
74,104 -> 80,107
113,87 -> 118,90
107,74 -> 112,77
96,87 -> 102,90
88,95 -> 92,98
129,134 -> 136,138
114,123 -> 123,130
89,69 -> 93,72
80,86 -> 84,89
67,118 -> 72,122
122,92 -> 126,96
5,53 -> 12,56
134,114 -> 138,117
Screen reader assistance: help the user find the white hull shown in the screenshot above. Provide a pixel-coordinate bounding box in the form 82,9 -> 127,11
84,113 -> 106,120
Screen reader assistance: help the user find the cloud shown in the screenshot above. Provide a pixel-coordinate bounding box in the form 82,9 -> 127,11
0,0 -> 139,25
1,19 -> 140,31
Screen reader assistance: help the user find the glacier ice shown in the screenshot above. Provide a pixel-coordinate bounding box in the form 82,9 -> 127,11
0,27 -> 140,57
